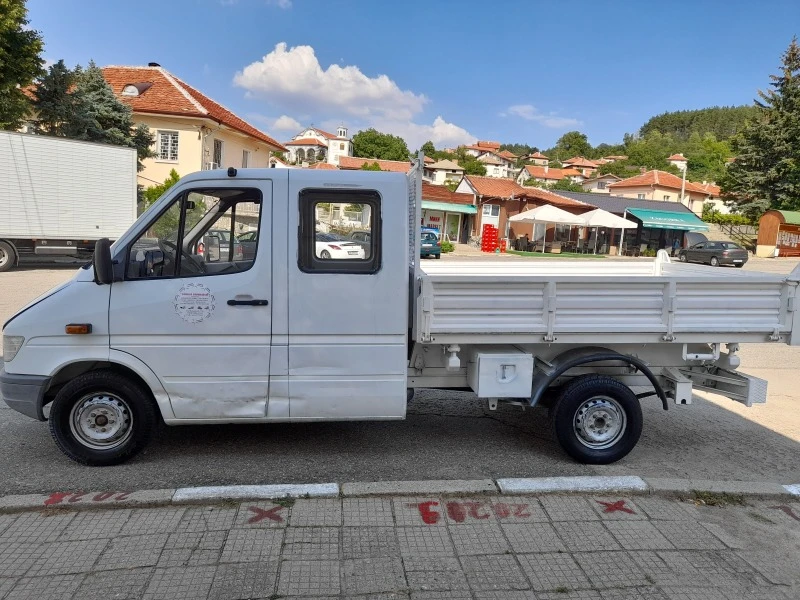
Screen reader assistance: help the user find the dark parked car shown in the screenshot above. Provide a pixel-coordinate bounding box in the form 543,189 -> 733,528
347,230 -> 373,259
678,241 -> 748,267
237,230 -> 258,260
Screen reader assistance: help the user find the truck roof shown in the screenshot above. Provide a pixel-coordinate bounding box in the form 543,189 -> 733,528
178,167 -> 409,186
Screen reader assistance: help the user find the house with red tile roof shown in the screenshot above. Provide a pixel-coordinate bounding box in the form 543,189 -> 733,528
515,165 -> 585,187
608,170 -> 721,215
477,151 -> 517,179
667,153 -> 688,170
102,64 -> 286,187
525,151 -> 550,166
420,181 -> 477,242
338,156 -> 414,173
562,156 -> 599,177
284,125 -> 353,166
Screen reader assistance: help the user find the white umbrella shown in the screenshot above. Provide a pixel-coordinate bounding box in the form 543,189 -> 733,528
509,205 -> 585,253
579,208 -> 638,254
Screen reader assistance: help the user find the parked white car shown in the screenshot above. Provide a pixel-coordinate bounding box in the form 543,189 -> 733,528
315,232 -> 365,259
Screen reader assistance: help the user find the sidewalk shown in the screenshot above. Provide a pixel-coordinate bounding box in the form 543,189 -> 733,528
0,490 -> 797,599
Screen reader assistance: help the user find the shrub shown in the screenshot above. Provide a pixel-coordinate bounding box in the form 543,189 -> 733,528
441,240 -> 455,253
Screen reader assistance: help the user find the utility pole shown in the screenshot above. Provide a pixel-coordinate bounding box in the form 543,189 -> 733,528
679,160 -> 687,208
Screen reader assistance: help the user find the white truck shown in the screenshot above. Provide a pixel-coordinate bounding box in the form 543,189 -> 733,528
0,131 -> 138,272
1,158 -> 798,466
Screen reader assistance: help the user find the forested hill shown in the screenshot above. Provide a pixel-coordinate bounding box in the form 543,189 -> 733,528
639,106 -> 759,141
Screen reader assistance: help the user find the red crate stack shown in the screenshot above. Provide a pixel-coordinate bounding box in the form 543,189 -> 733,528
481,223 -> 499,252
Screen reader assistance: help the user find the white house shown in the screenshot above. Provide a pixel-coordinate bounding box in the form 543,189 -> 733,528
284,125 -> 353,166
581,174 -> 621,193
463,141 -> 501,158
423,159 -> 464,184
667,153 -> 688,171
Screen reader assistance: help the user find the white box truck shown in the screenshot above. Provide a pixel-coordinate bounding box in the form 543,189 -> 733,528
1,158 -> 798,466
0,131 -> 138,271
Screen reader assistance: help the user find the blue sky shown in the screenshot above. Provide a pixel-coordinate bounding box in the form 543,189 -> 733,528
27,0 -> 800,150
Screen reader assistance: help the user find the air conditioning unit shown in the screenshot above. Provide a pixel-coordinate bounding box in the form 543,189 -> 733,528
204,162 -> 219,170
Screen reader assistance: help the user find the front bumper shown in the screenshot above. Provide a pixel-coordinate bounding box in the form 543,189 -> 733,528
0,368 -> 51,421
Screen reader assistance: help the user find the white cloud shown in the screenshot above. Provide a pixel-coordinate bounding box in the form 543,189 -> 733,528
503,104 -> 581,129
272,115 -> 303,131
371,116 -> 476,151
267,0 -> 292,7
234,42 -> 427,121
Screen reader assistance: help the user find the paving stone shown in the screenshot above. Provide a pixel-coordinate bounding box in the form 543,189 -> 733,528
0,542 -> 44,577
343,526 -> 399,558
208,562 -> 279,600
605,520 -> 676,550
600,588 -> 670,600
397,526 -> 454,557
410,592 -> 472,600
682,550 -> 768,586
460,554 -> 529,591
219,528 -> 283,563
537,592 -> 602,600
157,530 -> 226,567
175,506 -> 237,533
119,507 -> 186,536
403,557 -> 469,591
652,521 -> 727,550
5,574 -> 84,600
553,521 -> 622,552
233,501 -> 289,529
0,514 -> 18,537
634,496 -> 699,521
57,509 -> 132,541
141,565 -> 216,600
394,498 -> 445,527
591,497 -> 647,520
473,593 -> 538,600
74,567 -> 154,600
489,496 -> 549,523
657,586 -> 741,600
516,552 -> 591,591
0,512 -> 75,543
348,595 -> 410,600
574,551 -> 651,589
442,498 -> 498,525
539,495 -> 600,521
26,539 -> 109,576
502,522 -> 566,553
343,557 -> 406,595
95,534 -> 169,569
449,522 -> 509,556
277,559 -> 340,596
343,498 -> 395,527
289,498 -> 342,527
737,549 -> 800,586
628,551 -> 705,586
283,526 -> 340,559
0,577 -> 18,598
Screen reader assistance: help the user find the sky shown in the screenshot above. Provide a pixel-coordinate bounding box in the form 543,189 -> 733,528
26,0 -> 800,151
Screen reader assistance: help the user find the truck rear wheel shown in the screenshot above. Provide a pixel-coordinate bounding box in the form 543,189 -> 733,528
0,241 -> 15,272
551,374 -> 642,464
48,370 -> 157,466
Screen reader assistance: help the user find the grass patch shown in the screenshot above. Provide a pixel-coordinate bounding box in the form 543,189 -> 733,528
554,586 -> 570,593
507,250 -> 607,258
273,498 -> 296,508
690,491 -> 747,507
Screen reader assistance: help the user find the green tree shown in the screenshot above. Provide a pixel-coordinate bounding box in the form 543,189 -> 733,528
32,60 -> 80,136
454,148 -> 486,176
420,140 -> 436,159
352,128 -> 410,161
549,131 -> 592,161
0,0 -> 44,129
523,178 -> 545,188
640,105 -> 760,142
551,179 -> 585,192
142,168 -> 181,211
683,132 -> 732,182
624,131 -> 682,173
360,161 -> 382,171
722,38 -> 800,218
597,160 -> 641,180
443,181 -> 459,192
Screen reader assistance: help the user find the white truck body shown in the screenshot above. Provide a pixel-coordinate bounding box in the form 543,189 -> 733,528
1,157 -> 798,465
0,131 -> 138,269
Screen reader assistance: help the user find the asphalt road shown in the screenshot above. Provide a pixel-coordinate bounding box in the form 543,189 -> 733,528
1,258 -> 799,495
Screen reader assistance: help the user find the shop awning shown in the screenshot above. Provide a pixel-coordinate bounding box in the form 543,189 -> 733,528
421,200 -> 477,214
625,208 -> 709,231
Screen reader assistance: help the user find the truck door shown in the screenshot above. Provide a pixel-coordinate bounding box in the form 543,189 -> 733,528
287,174 -> 409,419
109,182 -> 272,419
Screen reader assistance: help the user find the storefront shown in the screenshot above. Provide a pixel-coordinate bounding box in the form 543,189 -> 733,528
623,208 -> 709,253
757,210 -> 800,257
421,200 -> 477,243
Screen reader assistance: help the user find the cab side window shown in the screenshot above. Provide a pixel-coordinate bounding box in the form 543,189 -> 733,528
126,188 -> 262,280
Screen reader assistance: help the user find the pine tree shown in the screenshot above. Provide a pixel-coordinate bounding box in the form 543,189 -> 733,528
32,60 -> 80,136
722,38 -> 800,218
0,0 -> 44,129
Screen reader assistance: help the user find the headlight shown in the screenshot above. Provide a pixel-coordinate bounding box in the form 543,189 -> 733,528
2,336 -> 24,362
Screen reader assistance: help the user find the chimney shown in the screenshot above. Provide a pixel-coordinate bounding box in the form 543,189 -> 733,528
544,165 -> 548,174
148,62 -> 161,67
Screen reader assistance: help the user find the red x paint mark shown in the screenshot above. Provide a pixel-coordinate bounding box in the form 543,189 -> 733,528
769,505 -> 800,522
596,500 -> 635,514
247,506 -> 284,524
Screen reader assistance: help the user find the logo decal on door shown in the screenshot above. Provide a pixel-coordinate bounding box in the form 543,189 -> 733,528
173,283 -> 216,323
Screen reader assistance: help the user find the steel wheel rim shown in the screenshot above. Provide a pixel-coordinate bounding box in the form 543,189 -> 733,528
679,254 -> 686,262
711,257 -> 719,266
69,392 -> 133,450
0,247 -> 8,268
574,395 -> 626,449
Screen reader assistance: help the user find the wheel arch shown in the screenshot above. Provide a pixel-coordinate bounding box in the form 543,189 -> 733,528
530,346 -> 669,410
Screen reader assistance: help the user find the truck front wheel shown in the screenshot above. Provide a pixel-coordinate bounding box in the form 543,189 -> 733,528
0,241 -> 16,272
551,374 -> 642,464
48,370 -> 157,466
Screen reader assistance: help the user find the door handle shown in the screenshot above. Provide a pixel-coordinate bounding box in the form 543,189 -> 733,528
227,299 -> 269,306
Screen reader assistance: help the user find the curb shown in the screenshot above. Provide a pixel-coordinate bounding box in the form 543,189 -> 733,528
1,477 -> 797,513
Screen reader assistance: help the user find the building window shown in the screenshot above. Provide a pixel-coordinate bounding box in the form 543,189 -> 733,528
597,181 -> 606,190
482,204 -> 500,217
663,195 -> 670,201
213,139 -> 223,167
493,168 -> 499,175
242,150 -> 250,168
637,193 -> 646,199
157,131 -> 179,161
340,143 -> 345,150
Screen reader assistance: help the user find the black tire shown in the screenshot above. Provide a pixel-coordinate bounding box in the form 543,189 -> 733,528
407,388 -> 415,402
551,374 -> 643,465
679,254 -> 687,262
0,240 -> 16,273
735,263 -> 744,268
434,253 -> 441,259
710,256 -> 720,267
48,370 -> 157,466
321,250 -> 331,259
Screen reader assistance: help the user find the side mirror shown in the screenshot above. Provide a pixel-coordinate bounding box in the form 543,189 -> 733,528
93,238 -> 113,284
205,234 -> 221,262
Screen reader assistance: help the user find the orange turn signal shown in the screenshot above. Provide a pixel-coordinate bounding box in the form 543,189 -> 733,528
65,324 -> 92,335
